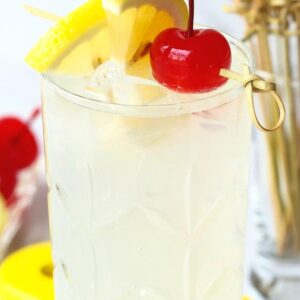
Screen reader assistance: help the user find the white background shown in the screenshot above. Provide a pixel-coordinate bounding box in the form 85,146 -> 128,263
0,0 -> 244,123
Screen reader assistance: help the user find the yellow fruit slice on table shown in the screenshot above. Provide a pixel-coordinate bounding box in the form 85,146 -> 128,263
26,0 -> 188,76
0,243 -> 54,299
0,194 -> 8,233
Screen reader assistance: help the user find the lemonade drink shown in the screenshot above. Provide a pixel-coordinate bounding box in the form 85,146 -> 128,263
42,34 -> 252,300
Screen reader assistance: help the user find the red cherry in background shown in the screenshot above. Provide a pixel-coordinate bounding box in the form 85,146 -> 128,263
150,0 -> 232,93
0,168 -> 16,201
0,109 -> 39,206
0,117 -> 38,171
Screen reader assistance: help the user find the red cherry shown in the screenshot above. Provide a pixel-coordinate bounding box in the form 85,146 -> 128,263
0,168 -> 17,201
150,28 -> 231,93
150,0 -> 231,93
5,194 -> 18,207
0,117 -> 38,171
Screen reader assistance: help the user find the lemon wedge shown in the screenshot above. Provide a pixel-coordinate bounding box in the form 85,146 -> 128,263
26,0 -> 106,73
26,0 -> 188,75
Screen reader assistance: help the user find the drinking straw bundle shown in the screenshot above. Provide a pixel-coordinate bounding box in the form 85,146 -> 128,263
226,0 -> 300,255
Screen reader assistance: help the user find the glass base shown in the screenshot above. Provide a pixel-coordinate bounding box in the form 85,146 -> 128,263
250,264 -> 300,300
249,184 -> 300,300
255,250 -> 300,278
250,230 -> 300,299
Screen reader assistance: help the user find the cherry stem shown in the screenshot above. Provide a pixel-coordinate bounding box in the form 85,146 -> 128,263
187,0 -> 195,37
26,107 -> 41,127
11,107 -> 41,146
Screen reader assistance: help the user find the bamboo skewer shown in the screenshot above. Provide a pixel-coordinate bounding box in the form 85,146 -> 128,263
228,0 -> 300,255
250,35 -> 288,253
23,4 -> 62,22
282,31 -> 300,250
260,2 -> 300,253
272,4 -> 300,250
256,27 -> 290,253
248,6 -> 290,251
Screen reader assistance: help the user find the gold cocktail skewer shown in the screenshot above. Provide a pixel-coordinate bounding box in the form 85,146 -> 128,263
226,0 -> 300,254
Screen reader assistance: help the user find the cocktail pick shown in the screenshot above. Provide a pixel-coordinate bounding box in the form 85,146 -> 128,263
23,4 -> 61,22
220,66 -> 285,132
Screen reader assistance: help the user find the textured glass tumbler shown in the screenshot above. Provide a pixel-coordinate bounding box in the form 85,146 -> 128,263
42,34 -> 252,300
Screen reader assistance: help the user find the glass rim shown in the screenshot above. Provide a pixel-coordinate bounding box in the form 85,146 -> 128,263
42,27 -> 254,117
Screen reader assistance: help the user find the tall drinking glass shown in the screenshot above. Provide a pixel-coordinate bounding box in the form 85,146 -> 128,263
42,33 -> 253,300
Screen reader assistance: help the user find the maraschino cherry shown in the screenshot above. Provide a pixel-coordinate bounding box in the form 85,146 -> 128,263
150,0 -> 232,93
0,169 -> 16,204
0,108 -> 39,203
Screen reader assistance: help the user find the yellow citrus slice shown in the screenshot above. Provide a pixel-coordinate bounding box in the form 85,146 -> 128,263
26,0 -> 107,73
0,194 -> 8,233
26,0 -> 188,75
102,0 -> 188,27
105,1 -> 186,76
0,243 -> 54,299
106,3 -> 185,63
